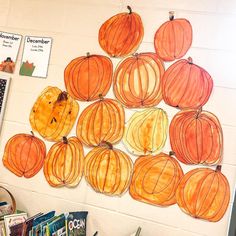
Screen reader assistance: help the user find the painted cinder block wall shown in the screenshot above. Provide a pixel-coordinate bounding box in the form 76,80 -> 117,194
0,0 -> 236,235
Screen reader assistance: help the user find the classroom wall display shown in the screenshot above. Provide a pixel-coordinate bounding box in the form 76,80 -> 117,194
20,36 -> 52,78
0,75 -> 10,132
0,31 -> 22,74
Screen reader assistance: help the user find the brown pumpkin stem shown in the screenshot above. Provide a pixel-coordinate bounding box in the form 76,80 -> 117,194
216,165 -> 222,172
169,11 -> 175,21
57,91 -> 68,102
100,141 -> 113,150
127,6 -> 132,14
30,131 -> 35,136
98,94 -> 104,101
169,151 -> 175,156
188,57 -> 193,64
86,52 -> 90,57
196,107 -> 203,119
63,136 -> 68,144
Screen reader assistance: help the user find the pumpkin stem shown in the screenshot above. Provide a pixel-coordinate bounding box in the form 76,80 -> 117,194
30,131 -> 34,136
169,151 -> 175,156
196,107 -> 202,119
57,91 -> 68,102
188,57 -> 193,64
63,136 -> 68,144
169,11 -> 175,21
127,6 -> 132,14
100,141 -> 113,150
98,94 -> 104,101
86,52 -> 90,57
216,165 -> 222,172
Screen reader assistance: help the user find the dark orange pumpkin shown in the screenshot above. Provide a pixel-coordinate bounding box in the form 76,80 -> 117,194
170,109 -> 223,165
154,12 -> 192,61
2,132 -> 46,178
44,137 -> 84,187
162,57 -> 213,109
76,97 -> 125,146
30,86 -> 79,142
84,142 -> 133,195
129,152 -> 184,206
176,166 -> 230,222
113,53 -> 165,108
98,6 -> 144,57
64,53 -> 112,101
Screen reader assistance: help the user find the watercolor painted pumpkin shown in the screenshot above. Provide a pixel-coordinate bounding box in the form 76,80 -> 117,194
129,152 -> 184,206
99,6 -> 144,57
170,109 -> 223,165
162,57 -> 213,109
154,12 -> 192,61
64,53 -> 112,101
29,86 -> 79,142
76,97 -> 125,146
123,108 -> 168,155
84,142 -> 133,195
176,166 -> 230,222
2,132 -> 46,178
113,52 -> 165,108
44,137 -> 84,187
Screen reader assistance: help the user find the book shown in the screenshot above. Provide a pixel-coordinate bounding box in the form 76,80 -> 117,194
66,212 -> 88,236
22,212 -> 43,236
0,204 -> 13,218
46,214 -> 66,236
3,213 -> 27,236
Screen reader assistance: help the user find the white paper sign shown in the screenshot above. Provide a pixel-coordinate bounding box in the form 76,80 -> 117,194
0,31 -> 22,74
20,36 -> 52,78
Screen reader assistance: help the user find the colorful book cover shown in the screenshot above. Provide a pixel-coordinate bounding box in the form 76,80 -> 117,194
0,31 -> 22,74
41,216 -> 58,236
32,211 -> 55,236
66,212 -> 88,236
22,212 -> 43,236
3,213 -> 27,236
20,36 -> 52,78
46,214 -> 66,236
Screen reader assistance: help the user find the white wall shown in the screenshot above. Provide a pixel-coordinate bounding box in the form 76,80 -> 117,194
0,0 -> 236,235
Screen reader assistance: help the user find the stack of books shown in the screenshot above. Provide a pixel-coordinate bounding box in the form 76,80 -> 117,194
0,210 -> 88,236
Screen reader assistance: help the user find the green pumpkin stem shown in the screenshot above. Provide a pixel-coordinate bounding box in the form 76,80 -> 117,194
100,141 -> 113,150
86,52 -> 90,57
30,131 -> 34,136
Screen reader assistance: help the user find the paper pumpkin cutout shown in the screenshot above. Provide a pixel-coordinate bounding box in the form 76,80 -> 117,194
19,61 -> 35,76
123,108 -> 168,155
176,166 -> 230,222
0,57 -> 15,73
2,132 -> 46,178
170,109 -> 223,165
129,152 -> 184,206
162,57 -> 213,109
84,142 -> 133,196
76,97 -> 125,146
64,53 -> 112,101
29,86 -> 79,142
154,12 -> 192,61
44,137 -> 84,187
98,6 -> 144,57
113,52 -> 165,108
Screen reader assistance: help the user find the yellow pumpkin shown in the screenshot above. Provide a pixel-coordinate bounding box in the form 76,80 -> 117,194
30,86 -> 79,142
123,108 -> 168,155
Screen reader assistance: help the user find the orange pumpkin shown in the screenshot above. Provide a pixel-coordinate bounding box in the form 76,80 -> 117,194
76,97 -> 125,146
154,12 -> 192,61
84,142 -> 133,195
170,109 -> 223,165
123,108 -> 168,155
2,132 -> 46,178
30,86 -> 79,142
129,152 -> 184,206
0,57 -> 15,73
113,53 -> 165,108
44,137 -> 84,187
64,53 -> 113,101
98,6 -> 144,57
176,166 -> 230,222
162,57 -> 213,109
